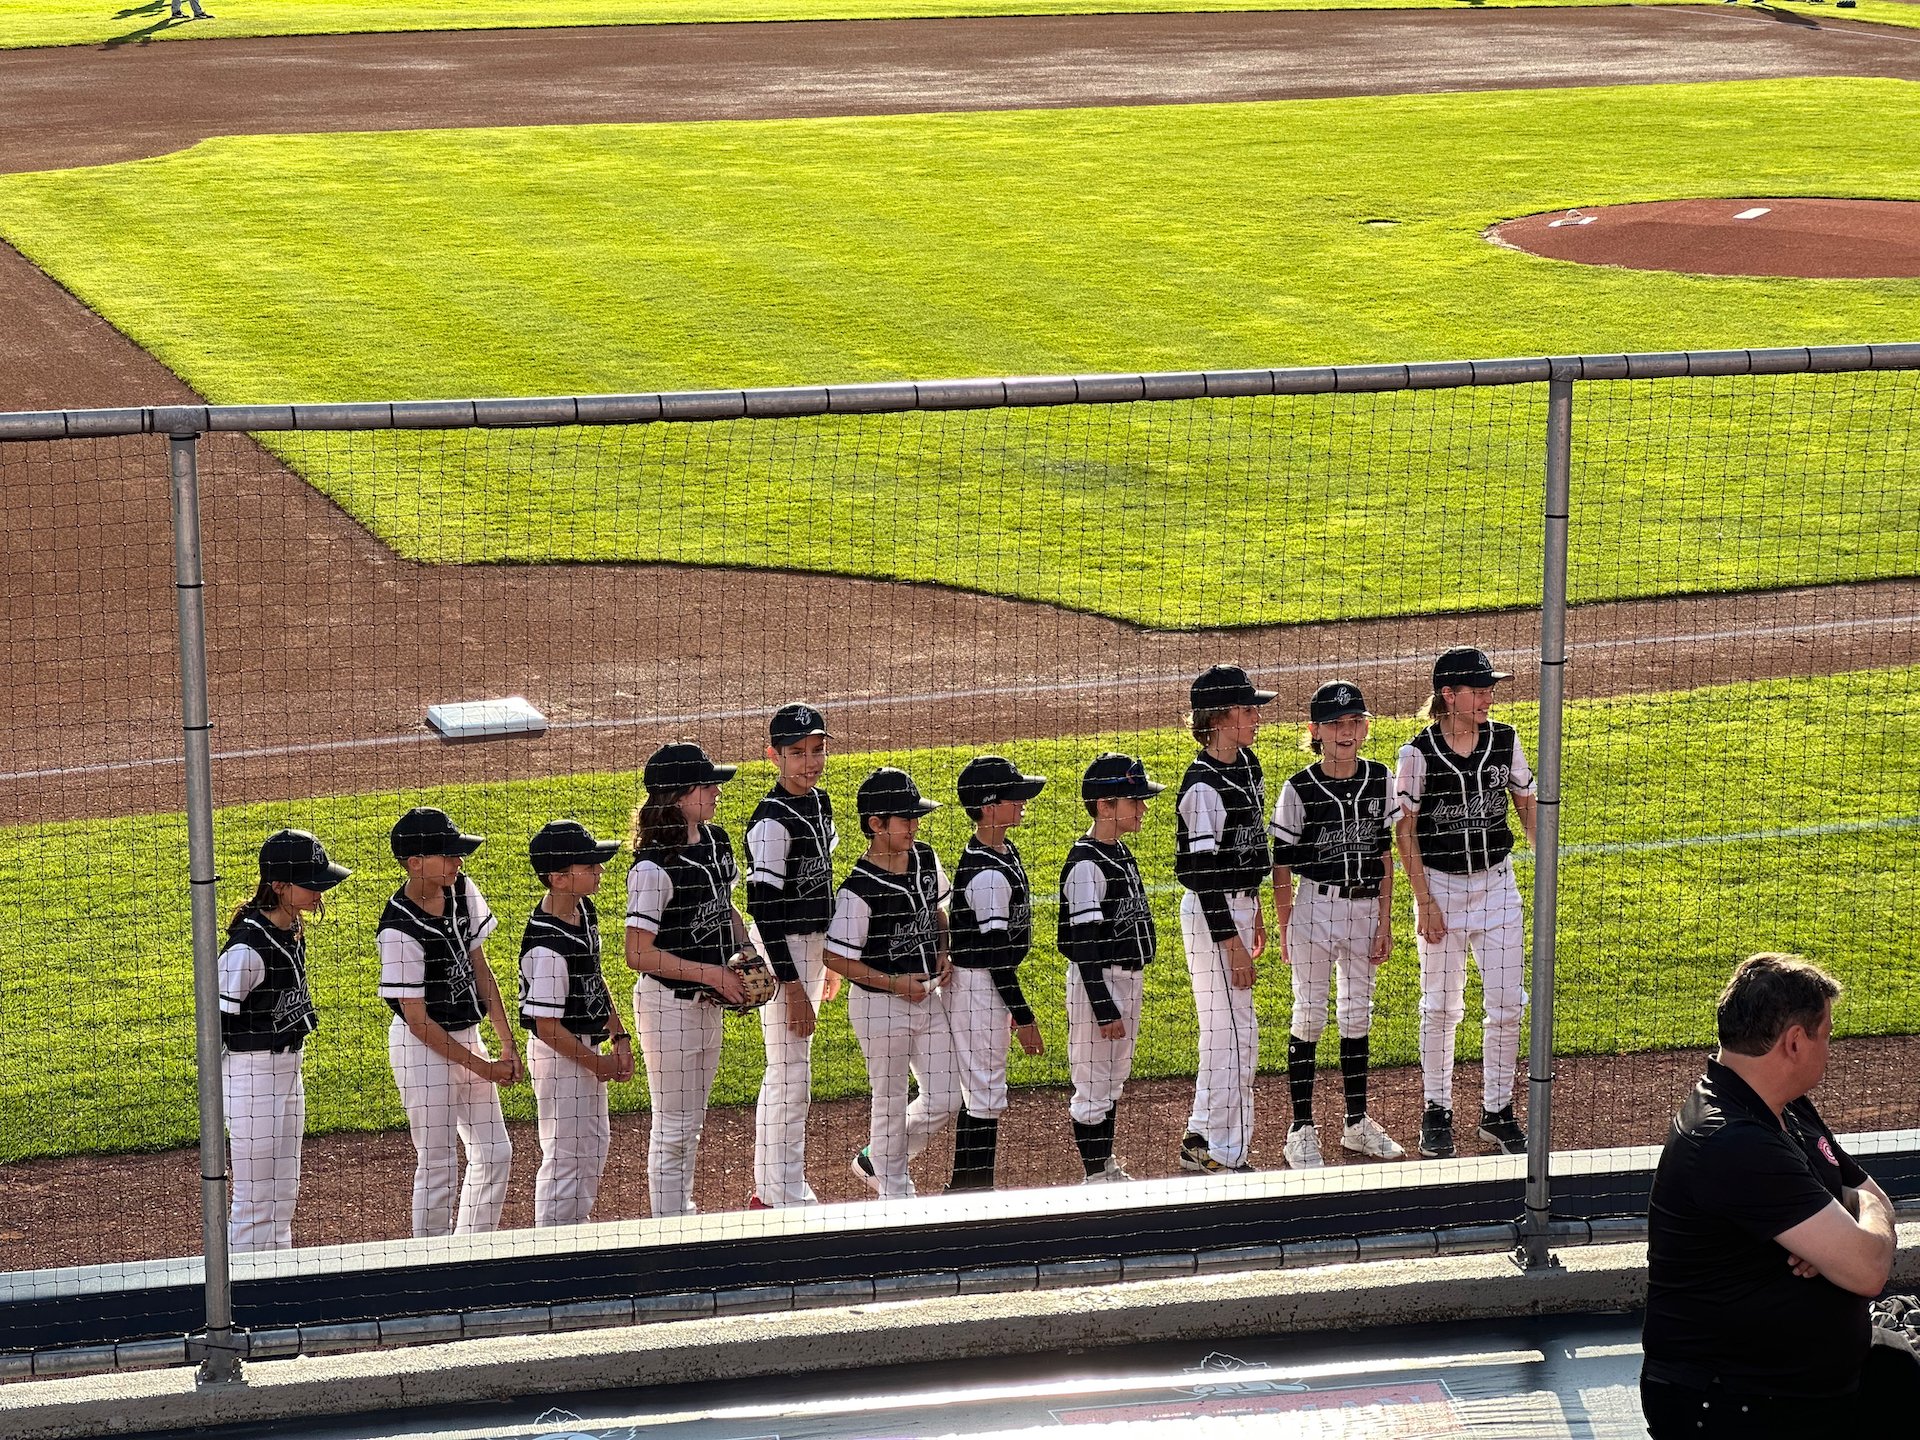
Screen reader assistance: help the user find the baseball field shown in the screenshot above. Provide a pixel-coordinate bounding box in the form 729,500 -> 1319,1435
1,2 -> 1917,1255
7,0 -> 1919,50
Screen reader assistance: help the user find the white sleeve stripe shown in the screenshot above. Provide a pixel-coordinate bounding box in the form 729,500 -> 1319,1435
978,918 -> 1009,933
219,999 -> 244,1013
1067,907 -> 1104,925
748,868 -> 785,886
824,940 -> 863,960
520,1001 -> 568,1016
1188,837 -> 1219,853
378,983 -> 426,996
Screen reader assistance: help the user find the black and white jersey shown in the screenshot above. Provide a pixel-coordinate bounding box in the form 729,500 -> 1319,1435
744,785 -> 838,979
1058,834 -> 1155,1029
1270,759 -> 1399,893
1057,836 -> 1156,972
627,823 -> 739,1000
1174,748 -> 1268,940
219,911 -> 319,1052
948,837 -> 1032,970
518,896 -> 613,1042
1397,722 -> 1535,875
378,876 -> 497,1031
825,842 -> 948,991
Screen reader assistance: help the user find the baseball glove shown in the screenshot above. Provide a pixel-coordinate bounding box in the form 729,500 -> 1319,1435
718,948 -> 780,1013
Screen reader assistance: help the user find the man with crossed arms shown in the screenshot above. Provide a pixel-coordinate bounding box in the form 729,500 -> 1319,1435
1642,952 -> 1918,1435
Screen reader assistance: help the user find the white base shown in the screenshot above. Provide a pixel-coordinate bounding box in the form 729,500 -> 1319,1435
424,696 -> 548,741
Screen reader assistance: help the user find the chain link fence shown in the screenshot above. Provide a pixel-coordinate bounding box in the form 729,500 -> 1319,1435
1,344 -> 1916,1379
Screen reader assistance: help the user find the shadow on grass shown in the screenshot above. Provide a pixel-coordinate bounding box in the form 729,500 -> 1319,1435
103,1 -> 193,48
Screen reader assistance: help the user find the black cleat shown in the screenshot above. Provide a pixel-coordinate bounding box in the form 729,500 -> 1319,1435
1419,1102 -> 1455,1159
1478,1106 -> 1529,1155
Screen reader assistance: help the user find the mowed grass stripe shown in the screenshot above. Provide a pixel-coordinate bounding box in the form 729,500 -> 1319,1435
1,664 -> 1915,1161
2,81 -> 1915,628
8,0 -> 1918,50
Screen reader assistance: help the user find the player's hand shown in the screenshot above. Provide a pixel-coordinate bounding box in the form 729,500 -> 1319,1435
1370,922 -> 1393,967
498,1045 -> 525,1085
1225,937 -> 1256,990
1098,1018 -> 1128,1040
711,963 -> 748,1006
478,1054 -> 517,1085
933,954 -> 954,987
606,1037 -> 636,1083
1013,1021 -> 1044,1056
784,981 -> 818,1038
822,968 -> 843,1005
1276,921 -> 1293,967
1249,911 -> 1268,961
895,974 -> 932,1003
1785,1251 -> 1821,1279
1415,901 -> 1448,945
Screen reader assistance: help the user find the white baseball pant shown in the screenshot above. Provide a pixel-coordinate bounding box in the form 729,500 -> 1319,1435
387,1017 -> 513,1237
634,975 -> 723,1217
529,1033 -> 611,1227
223,1047 -> 304,1253
1287,886 -> 1382,1040
1067,966 -> 1143,1126
1417,860 -> 1527,1112
753,929 -> 829,1208
946,965 -> 1015,1120
848,982 -> 961,1199
1181,890 -> 1261,1167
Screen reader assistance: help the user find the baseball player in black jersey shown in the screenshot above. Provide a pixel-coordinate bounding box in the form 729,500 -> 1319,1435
1176,664 -> 1274,1175
744,703 -> 842,1209
1395,647 -> 1538,1159
1270,681 -> 1405,1167
825,767 -> 957,1200
1060,753 -> 1163,1184
945,755 -> 1048,1192
219,829 -> 349,1252
378,807 -> 522,1238
518,820 -> 630,1227
625,742 -> 759,1217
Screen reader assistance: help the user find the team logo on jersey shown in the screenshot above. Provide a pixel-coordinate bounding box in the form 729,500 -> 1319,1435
691,895 -> 731,944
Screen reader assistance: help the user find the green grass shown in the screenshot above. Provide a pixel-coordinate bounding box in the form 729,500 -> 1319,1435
2,81 -> 1915,628
2,664 -> 1915,1162
8,0 -> 1917,52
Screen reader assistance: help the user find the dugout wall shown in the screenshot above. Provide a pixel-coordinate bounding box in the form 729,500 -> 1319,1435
1,342 -> 1916,1382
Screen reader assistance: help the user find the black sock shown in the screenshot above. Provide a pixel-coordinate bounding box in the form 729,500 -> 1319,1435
1073,1111 -> 1114,1175
1099,1105 -> 1119,1168
948,1109 -> 1000,1191
1340,1035 -> 1370,1125
1287,1034 -> 1317,1127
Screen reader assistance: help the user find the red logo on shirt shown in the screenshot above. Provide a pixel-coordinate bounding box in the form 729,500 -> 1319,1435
1818,1137 -> 1837,1167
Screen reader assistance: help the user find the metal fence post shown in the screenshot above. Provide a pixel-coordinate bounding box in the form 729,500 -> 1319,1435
1520,374 -> 1574,1271
170,431 -> 241,1383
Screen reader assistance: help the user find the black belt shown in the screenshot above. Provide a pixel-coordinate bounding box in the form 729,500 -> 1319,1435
1306,880 -> 1380,900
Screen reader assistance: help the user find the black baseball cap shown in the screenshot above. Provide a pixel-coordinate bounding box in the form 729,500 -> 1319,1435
389,806 -> 484,861
1309,680 -> 1370,724
856,766 -> 940,824
1432,646 -> 1511,689
529,819 -> 620,875
1081,752 -> 1166,801
956,755 -> 1047,809
259,829 -> 351,891
769,702 -> 830,749
1190,664 -> 1277,710
642,741 -> 737,792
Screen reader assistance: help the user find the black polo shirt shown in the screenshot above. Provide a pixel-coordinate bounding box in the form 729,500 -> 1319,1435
1643,1057 -> 1870,1398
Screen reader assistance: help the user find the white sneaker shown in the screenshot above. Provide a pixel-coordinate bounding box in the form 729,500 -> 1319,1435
1084,1161 -> 1133,1184
1341,1115 -> 1407,1160
1283,1123 -> 1324,1169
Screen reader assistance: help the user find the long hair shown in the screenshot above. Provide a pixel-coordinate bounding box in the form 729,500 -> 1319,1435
1418,688 -> 1451,722
630,787 -> 693,854
229,878 -> 277,928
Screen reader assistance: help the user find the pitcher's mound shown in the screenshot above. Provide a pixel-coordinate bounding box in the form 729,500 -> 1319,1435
1487,198 -> 1920,279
